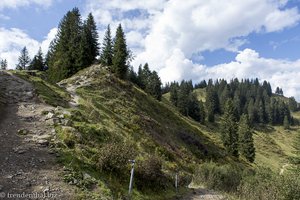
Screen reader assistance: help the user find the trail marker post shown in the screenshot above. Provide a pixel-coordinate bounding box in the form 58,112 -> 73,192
128,159 -> 135,199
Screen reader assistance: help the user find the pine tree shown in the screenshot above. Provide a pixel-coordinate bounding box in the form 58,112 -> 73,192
145,71 -> 162,101
16,46 -> 31,70
288,97 -> 298,112
47,7 -> 83,81
169,82 -> 179,106
112,24 -> 129,79
83,13 -> 99,65
206,89 -> 219,122
29,47 -> 44,71
283,115 -> 290,130
0,59 -> 7,70
238,114 -> 255,162
220,99 -> 239,157
100,24 -> 113,66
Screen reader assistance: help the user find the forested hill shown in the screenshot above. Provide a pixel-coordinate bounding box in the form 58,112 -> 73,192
164,78 -> 298,127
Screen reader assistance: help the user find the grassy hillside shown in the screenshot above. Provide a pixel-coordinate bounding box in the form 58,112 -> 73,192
185,88 -> 300,172
14,66 -> 232,199
14,66 -> 300,199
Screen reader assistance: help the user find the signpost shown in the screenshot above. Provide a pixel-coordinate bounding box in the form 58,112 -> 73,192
128,159 -> 135,199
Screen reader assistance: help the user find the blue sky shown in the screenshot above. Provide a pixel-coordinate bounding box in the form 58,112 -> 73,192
0,0 -> 300,100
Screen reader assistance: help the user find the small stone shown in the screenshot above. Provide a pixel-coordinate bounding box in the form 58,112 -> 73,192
45,112 -> 55,120
83,173 -> 91,180
37,139 -> 49,146
17,129 -> 30,135
0,185 -> 3,191
17,149 -> 27,154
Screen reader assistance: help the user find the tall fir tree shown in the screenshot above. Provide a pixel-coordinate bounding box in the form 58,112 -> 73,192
238,114 -> 255,162
169,82 -> 179,107
29,47 -> 44,71
81,13 -> 99,67
206,89 -> 219,122
100,24 -> 113,66
16,46 -> 31,70
0,59 -> 7,70
145,71 -> 162,101
47,7 -> 83,82
283,115 -> 290,130
112,24 -> 129,79
220,99 -> 239,157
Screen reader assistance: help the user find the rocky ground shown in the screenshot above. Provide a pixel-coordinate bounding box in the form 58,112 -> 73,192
0,71 -> 74,200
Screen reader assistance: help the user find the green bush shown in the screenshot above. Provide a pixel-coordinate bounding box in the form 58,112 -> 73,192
97,141 -> 136,174
238,167 -> 300,200
135,156 -> 169,191
193,162 -> 242,192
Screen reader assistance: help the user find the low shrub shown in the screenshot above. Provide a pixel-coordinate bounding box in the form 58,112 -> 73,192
135,156 -> 169,191
97,141 -> 136,175
193,162 -> 242,192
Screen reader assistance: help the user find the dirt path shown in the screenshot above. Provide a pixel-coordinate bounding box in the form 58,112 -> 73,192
181,187 -> 226,200
0,71 -> 74,199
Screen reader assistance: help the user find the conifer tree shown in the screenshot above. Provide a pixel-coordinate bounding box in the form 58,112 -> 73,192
206,89 -> 219,122
47,7 -> 83,81
288,97 -> 298,112
16,46 -> 31,70
112,24 -> 129,79
0,59 -> 7,70
238,114 -> 255,162
29,47 -> 44,71
100,24 -> 113,66
220,99 -> 239,157
283,115 -> 290,130
145,71 -> 162,101
79,13 -> 99,68
169,82 -> 179,106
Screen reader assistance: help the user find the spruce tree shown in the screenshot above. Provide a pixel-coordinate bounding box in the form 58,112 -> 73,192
145,71 -> 162,101
288,97 -> 298,112
112,24 -> 129,79
220,99 -> 239,157
238,114 -> 255,162
170,82 -> 179,106
206,89 -> 219,122
81,13 -> 99,67
29,47 -> 44,71
100,24 -> 113,66
0,59 -> 7,70
16,46 -> 31,70
283,115 -> 290,130
47,7 -> 83,81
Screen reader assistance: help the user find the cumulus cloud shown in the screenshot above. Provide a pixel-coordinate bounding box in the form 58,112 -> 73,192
84,0 -> 300,100
0,28 -> 56,69
0,0 -> 54,10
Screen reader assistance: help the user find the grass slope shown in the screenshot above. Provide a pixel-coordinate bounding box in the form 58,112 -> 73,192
15,66 -> 229,199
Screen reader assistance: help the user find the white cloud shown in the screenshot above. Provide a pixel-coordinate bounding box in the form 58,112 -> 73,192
0,0 -> 53,10
84,0 -> 300,100
161,48 -> 300,100
0,28 -> 56,69
133,0 -> 300,69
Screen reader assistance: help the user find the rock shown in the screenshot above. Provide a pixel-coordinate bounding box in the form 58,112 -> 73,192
45,112 -> 55,120
83,173 -> 91,180
58,114 -> 64,119
17,129 -> 30,135
0,185 -> 3,191
17,149 -> 27,154
37,139 -> 49,146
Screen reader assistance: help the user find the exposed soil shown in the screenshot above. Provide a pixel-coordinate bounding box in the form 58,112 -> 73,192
0,71 -> 75,200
